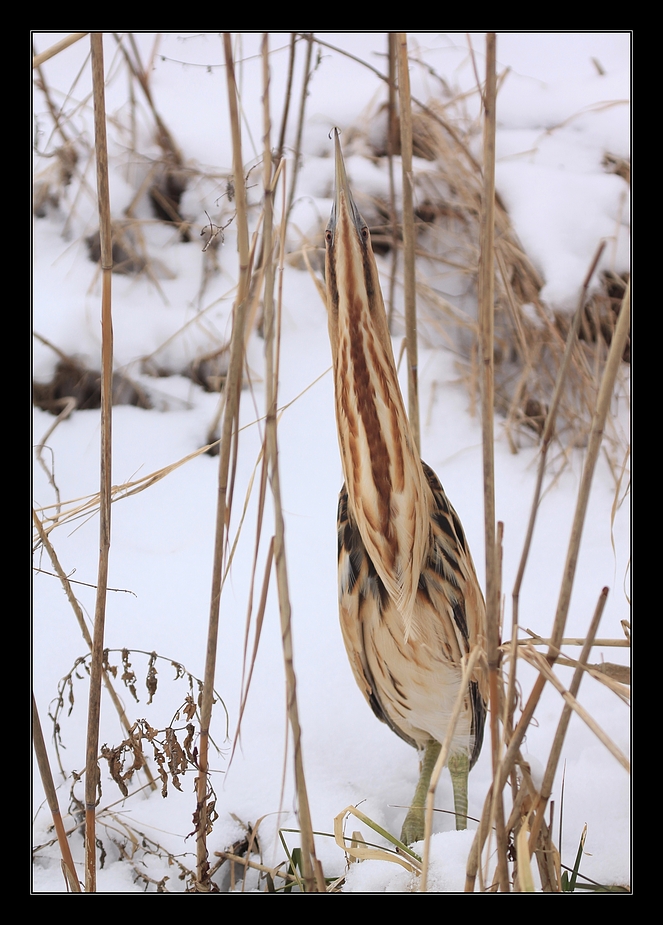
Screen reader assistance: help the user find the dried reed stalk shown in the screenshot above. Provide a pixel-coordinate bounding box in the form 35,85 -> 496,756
466,278 -> 630,892
420,646 -> 482,892
285,33 -> 313,223
261,35 -> 324,891
548,281 -> 630,653
527,586 -> 609,853
516,635 -> 628,648
33,693 -> 82,891
33,33 -> 88,69
386,33 -> 399,330
34,440 -> 218,536
276,34 -> 297,163
365,41 -> 623,458
194,33 -> 252,890
113,33 -> 184,166
511,242 -> 607,621
32,49 -> 75,149
519,646 -> 629,771
397,33 -> 420,453
84,33 -> 114,894
506,281 -> 630,759
232,538 -> 273,765
477,33 -> 509,893
33,511 -> 157,790
506,241 -> 607,751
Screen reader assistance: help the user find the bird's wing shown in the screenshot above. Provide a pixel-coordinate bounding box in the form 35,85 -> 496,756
337,484 -> 419,747
337,471 -> 487,761
418,461 -> 488,700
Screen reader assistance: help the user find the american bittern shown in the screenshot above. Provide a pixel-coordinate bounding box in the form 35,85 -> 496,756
324,129 -> 487,844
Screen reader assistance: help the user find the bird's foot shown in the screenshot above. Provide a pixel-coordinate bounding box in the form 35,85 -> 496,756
400,805 -> 425,846
448,752 -> 470,831
400,740 -> 442,845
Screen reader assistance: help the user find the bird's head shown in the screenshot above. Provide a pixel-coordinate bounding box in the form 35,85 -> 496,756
325,128 -> 368,250
324,128 -> 391,364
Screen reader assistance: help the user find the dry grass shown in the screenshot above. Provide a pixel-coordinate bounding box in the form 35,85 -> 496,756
33,33 -> 630,893
337,56 -> 630,469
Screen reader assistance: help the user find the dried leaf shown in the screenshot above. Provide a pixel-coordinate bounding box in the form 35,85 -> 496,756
146,652 -> 158,704
183,723 -> 197,764
182,694 -> 197,721
121,649 -> 139,702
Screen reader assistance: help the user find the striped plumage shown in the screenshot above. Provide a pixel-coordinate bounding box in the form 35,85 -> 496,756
325,129 -> 486,842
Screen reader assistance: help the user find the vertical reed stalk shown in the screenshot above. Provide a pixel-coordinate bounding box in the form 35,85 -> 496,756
84,32 -> 113,894
507,242 -> 606,742
194,33 -> 252,890
33,694 -> 81,891
276,33 -> 297,162
420,647 -> 482,891
467,279 -> 630,891
396,33 -> 420,453
285,33 -> 313,223
261,35 -> 324,891
386,32 -> 399,331
477,32 -> 509,892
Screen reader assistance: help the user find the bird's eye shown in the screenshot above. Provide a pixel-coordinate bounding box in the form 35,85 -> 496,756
325,230 -> 332,244
361,226 -> 369,239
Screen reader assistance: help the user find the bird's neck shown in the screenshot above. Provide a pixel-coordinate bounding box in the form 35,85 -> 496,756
332,293 -> 430,626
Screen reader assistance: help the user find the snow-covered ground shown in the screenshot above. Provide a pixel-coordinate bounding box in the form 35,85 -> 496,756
32,33 -> 630,892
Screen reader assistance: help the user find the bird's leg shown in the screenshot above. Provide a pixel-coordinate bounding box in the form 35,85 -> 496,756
400,739 -> 441,845
448,752 -> 470,830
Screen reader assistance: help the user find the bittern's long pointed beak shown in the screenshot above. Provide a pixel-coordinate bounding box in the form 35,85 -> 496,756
327,128 -> 366,243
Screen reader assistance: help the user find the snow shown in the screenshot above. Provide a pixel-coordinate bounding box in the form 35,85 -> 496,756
32,32 -> 630,893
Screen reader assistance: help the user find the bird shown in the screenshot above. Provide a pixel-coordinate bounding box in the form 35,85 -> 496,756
324,128 -> 487,845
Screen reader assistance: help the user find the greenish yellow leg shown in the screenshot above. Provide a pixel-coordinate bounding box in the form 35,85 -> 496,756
448,752 -> 470,830
400,740 -> 441,845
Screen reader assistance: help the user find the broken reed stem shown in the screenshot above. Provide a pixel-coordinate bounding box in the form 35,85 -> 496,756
478,32 -> 508,894
261,35 -> 324,892
467,278 -> 631,891
528,587 -> 609,854
33,693 -> 82,892
195,33 -> 252,891
515,636 -> 627,647
397,33 -> 420,454
84,33 -> 113,895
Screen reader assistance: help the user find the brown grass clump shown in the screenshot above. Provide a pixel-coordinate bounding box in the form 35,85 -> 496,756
352,96 -> 629,464
33,357 -> 151,414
